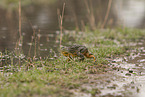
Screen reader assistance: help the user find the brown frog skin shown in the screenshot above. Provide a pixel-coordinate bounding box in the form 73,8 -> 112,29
61,45 -> 96,61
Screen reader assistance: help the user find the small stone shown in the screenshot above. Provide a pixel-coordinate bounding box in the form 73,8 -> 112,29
131,81 -> 134,84
112,67 -> 117,70
129,69 -> 133,73
112,61 -> 116,63
125,73 -> 131,76
106,80 -> 111,83
131,86 -> 135,89
135,64 -> 139,66
137,87 -> 140,93
107,86 -> 116,89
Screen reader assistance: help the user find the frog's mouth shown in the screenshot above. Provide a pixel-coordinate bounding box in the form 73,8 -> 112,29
61,46 -> 68,51
85,53 -> 96,61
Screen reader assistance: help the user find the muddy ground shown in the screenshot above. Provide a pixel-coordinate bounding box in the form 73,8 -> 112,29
73,41 -> 145,97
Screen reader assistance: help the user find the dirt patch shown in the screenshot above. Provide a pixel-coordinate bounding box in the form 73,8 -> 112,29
72,42 -> 145,97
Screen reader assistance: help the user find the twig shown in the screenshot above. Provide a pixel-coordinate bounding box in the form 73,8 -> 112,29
27,20 -> 36,57
58,3 -> 65,49
101,0 -> 112,28
19,0 -> 22,39
18,0 -> 22,66
84,0 -> 96,30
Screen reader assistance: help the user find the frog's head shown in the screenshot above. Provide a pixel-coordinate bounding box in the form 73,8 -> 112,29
88,53 -> 96,62
61,46 -> 69,52
61,46 -> 69,57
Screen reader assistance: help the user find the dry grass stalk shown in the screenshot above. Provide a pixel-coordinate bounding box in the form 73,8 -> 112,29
18,0 -> 22,66
84,0 -> 96,30
19,0 -> 22,39
57,3 -> 65,49
28,20 -> 36,57
1,52 -> 2,66
101,0 -> 112,28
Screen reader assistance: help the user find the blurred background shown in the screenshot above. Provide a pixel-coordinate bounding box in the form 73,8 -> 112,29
0,0 -> 145,57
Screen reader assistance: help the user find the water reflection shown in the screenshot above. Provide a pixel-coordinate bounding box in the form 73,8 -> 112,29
0,0 -> 144,57
113,0 -> 145,28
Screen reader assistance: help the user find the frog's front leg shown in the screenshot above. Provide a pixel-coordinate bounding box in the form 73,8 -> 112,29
65,54 -> 73,62
76,52 -> 85,61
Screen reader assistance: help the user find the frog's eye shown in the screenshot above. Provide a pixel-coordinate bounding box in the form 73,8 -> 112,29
61,47 -> 64,49
61,47 -> 66,50
61,47 -> 67,51
63,52 -> 68,54
89,53 -> 93,55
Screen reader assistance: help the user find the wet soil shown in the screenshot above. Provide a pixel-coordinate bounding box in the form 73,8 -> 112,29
73,41 -> 145,97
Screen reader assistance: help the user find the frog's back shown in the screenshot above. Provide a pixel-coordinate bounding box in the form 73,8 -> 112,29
68,45 -> 87,53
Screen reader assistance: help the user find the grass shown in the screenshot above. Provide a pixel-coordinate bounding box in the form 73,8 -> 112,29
0,28 -> 145,97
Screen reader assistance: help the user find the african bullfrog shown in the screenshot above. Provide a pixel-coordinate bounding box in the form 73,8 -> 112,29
61,45 -> 96,61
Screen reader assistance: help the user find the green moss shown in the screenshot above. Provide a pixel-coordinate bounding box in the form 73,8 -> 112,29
89,88 -> 101,96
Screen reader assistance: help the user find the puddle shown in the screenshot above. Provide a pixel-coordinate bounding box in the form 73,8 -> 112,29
136,77 -> 145,97
101,42 -> 145,97
138,59 -> 145,63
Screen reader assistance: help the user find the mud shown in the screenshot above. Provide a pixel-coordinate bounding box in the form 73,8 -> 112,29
73,42 -> 145,97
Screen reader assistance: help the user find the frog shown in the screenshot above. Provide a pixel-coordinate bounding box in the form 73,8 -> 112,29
61,45 -> 96,61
